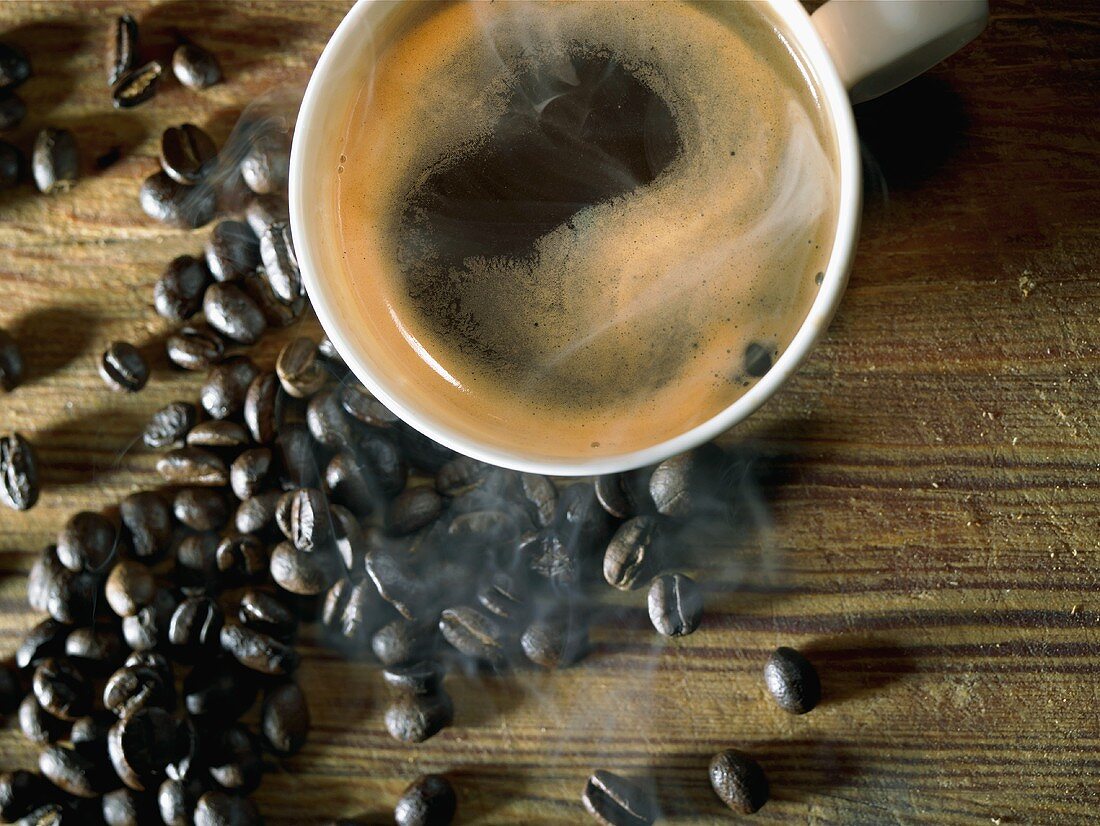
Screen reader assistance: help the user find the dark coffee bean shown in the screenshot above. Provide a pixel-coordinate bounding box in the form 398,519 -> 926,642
387,487 -> 443,536
124,649 -> 172,677
394,774 -> 456,826
45,568 -> 100,625
764,646 -> 820,714
63,625 -> 125,673
434,456 -> 490,496
260,681 -> 309,756
647,574 -> 702,637
33,658 -> 90,721
324,451 -> 376,514
0,770 -> 51,823
241,130 -> 290,195
194,791 -> 261,826
0,89 -> 25,129
173,488 -> 229,531
243,372 -> 279,443
205,220 -> 259,281
318,577 -> 352,634
174,532 -> 220,582
438,606 -> 506,664
0,431 -> 38,511
243,267 -> 305,327
172,43 -> 221,90
102,786 -> 155,826
32,128 -> 78,194
16,619 -> 68,671
187,420 -> 250,448
215,533 -> 267,581
219,621 -> 299,675
525,529 -> 578,586
581,771 -> 657,826
143,401 -> 197,448
381,661 -> 442,695
709,749 -> 768,814
448,510 -> 520,547
112,59 -> 163,108
0,328 -> 24,390
99,341 -> 149,392
157,448 -> 228,486
0,42 -> 31,89
364,551 -> 428,621
18,694 -> 67,744
27,546 -> 64,613
0,139 -> 20,188
334,579 -> 379,649
201,356 -> 261,419
57,511 -> 116,573
307,386 -> 354,448
140,171 -> 216,228
520,611 -> 587,669
555,482 -> 612,553
384,690 -> 453,744
108,706 -> 177,791
372,619 -> 434,667
245,193 -> 288,237
276,424 -> 321,490
235,489 -> 280,535
595,474 -> 633,519
39,745 -> 104,798
160,123 -> 217,185
260,222 -> 302,303
519,473 -> 557,527
270,541 -> 337,596
108,14 -> 138,85
122,589 -> 177,652
744,342 -> 773,377
204,283 -> 266,344
603,516 -> 662,591
648,445 -> 728,518
359,431 -> 407,497
70,712 -> 114,761
397,424 -> 454,473
103,664 -> 173,717
120,491 -> 172,561
169,597 -> 224,652
166,325 -> 225,370
276,337 -> 324,398
207,724 -> 261,793
339,382 -> 398,428
238,587 -> 297,640
182,659 -> 257,722
275,488 -> 332,551
158,778 -> 203,826
476,572 -> 528,623
155,256 -> 212,322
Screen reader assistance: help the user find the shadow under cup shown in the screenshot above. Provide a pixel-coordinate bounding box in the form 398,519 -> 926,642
291,0 -> 861,476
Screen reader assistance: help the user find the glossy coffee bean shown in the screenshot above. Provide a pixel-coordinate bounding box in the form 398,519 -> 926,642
276,337 -> 325,399
0,431 -> 38,511
174,532 -> 220,582
647,574 -> 702,637
243,372 -> 279,443
63,625 -> 125,674
245,193 -> 288,236
182,659 -> 256,723
99,341 -> 149,392
194,791 -> 261,826
519,473 -> 557,527
102,786 -> 156,826
394,774 -> 457,826
276,424 -> 321,490
186,420 -> 250,448
167,325 -> 225,371
45,568 -> 101,625
260,681 -> 309,756
364,551 -> 428,621
16,619 -> 68,671
340,381 -> 398,429
140,171 -> 215,228
103,664 -> 173,718
173,488 -> 229,531
120,491 -> 172,561
158,778 -> 203,826
359,432 -> 407,497
201,356 -> 261,420
57,511 -> 116,573
216,533 -> 268,581
275,488 -> 332,551
32,658 -> 90,721
387,487 -> 443,536
603,516 -> 662,591
19,694 -> 68,744
709,749 -> 769,814
269,541 -> 337,596
372,619 -> 434,667
219,621 -> 299,676
520,612 -> 587,670
306,386 -> 354,448
122,589 -> 177,652
172,42 -> 221,90
32,127 -> 78,194
383,689 -> 453,744
381,661 -> 442,696
168,597 -> 224,653
204,281 -> 267,344
108,706 -> 177,791
581,770 -> 657,826
154,256 -> 211,322
595,474 -> 633,519
27,546 -> 64,613
39,745 -> 105,798
242,129 -> 290,195
205,220 -> 259,282
235,490 -> 281,535
143,401 -> 197,449
113,60 -> 163,108
438,606 -> 506,664
160,123 -> 217,185
763,646 -> 820,714
157,448 -> 228,486
244,267 -> 305,327
108,14 -> 138,86
238,588 -> 297,640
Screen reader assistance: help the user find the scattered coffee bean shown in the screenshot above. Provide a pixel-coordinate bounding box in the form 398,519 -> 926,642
230,448 -> 273,499
32,658 -> 90,720
744,342 -> 773,377
143,401 -> 197,448
647,573 -> 702,637
438,606 -> 506,664
108,706 -> 176,791
194,791 -> 261,826
32,127 -> 78,194
203,282 -> 266,344
175,533 -> 220,583
603,517 -> 662,591
173,487 -> 228,531
19,694 -> 67,744
259,221 -> 301,303
103,663 -> 173,718
648,445 -> 727,518
364,551 -> 428,621
307,386 -> 354,448
160,123 -> 217,185
371,620 -> 432,667
205,219 -> 260,282
39,744 -> 104,798
157,447 -> 228,486
141,171 -> 216,228
581,770 -> 657,826
0,139 -> 20,188
709,749 -> 769,814
595,474 -> 634,520
120,491 -> 172,561
764,646 -> 820,714
520,612 -> 587,669
242,130 -> 290,195
99,341 -> 149,392
324,450 -> 376,514
172,42 -> 222,90
0,431 -> 39,511
394,774 -> 457,826
45,568 -> 100,625
518,473 -> 557,527
63,627 -> 122,674
340,381 -> 398,429
169,596 -> 224,656
434,456 -> 489,496
245,192 -> 288,236
0,328 -> 24,391
166,325 -> 225,370
56,510 -> 116,573
219,621 -> 299,676
260,681 -> 309,756
201,356 -> 260,420
16,619 -> 68,671
476,572 -> 528,623
216,533 -> 267,581
276,424 -> 321,489
244,266 -> 305,326
182,658 -> 257,721
0,42 -> 31,89
276,336 -> 325,398
27,546 -> 64,613
112,59 -> 163,108
235,489 -> 281,535
0,770 -> 51,822
269,541 -> 337,596
0,91 -> 25,129
383,689 -> 453,744
242,372 -> 279,443
121,590 -> 177,652
555,482 -> 612,553
187,420 -> 250,448
155,255 -> 212,322
108,14 -> 139,86
387,487 -> 443,536
275,487 -> 332,551
238,587 -> 297,640
104,560 -> 156,619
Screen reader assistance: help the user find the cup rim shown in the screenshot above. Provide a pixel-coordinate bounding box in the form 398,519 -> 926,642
290,0 -> 861,476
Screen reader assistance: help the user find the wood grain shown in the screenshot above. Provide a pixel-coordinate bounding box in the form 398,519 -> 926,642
1,1 -> 1098,823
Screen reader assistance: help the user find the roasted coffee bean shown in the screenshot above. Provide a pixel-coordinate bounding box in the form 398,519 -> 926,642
434,456 -> 490,496
143,401 -> 197,448
167,325 -> 225,370
307,386 -> 354,448
0,90 -> 25,129
241,129 -> 290,195
764,646 -> 820,714
259,221 -> 300,302
205,220 -> 259,281
16,619 -> 68,671
220,621 -> 299,675
518,473 -> 557,528
102,786 -> 155,826
331,579 -> 378,648
276,337 -> 324,398
595,474 -> 633,520
276,424 -> 321,489
243,267 -> 304,327
19,694 -> 67,744
603,516 -> 662,591
175,531 -> 220,581
182,659 -> 256,721
242,372 -> 279,443
173,488 -> 229,531
172,42 -> 221,90
70,712 -> 114,758
381,661 -> 442,696
319,578 -> 352,634
438,606 -> 506,664
157,448 -> 228,486
270,541 -> 337,596
520,611 -> 587,669
0,42 -> 31,89
155,256 -> 211,322
238,588 -> 297,640
556,482 -> 612,553
64,625 -> 125,673
476,572 -> 528,623
33,658 -> 90,721
0,139 -> 20,188
27,546 -> 64,613
235,489 -> 281,535
0,770 -> 51,823
394,774 -> 456,826
200,356 -> 260,419
648,445 -> 729,518
194,791 -> 261,826
709,749 -> 768,814
339,382 -> 398,428
384,689 -> 453,744
324,451 -> 376,514
397,424 -> 454,472
581,770 -> 657,826
245,192 -> 288,237
0,328 -> 24,390
160,124 -> 216,186
359,431 -> 407,496
109,706 -> 176,791
203,283 -> 266,344
45,568 -> 100,625
207,724 -> 261,793
647,573 -> 702,637
169,597 -> 223,652
140,171 -> 216,228
120,492 -> 172,561
0,431 -> 38,511
103,664 -> 173,718
364,551 -> 428,621
32,128 -> 78,194
57,511 -> 115,573
525,529 -> 578,586
187,420 -> 250,448
113,59 -> 163,107
158,778 -> 203,826
372,619 -> 434,667
122,589 -> 177,652
108,14 -> 138,85
39,745 -> 104,798
260,681 -> 309,756
99,341 -> 149,392
275,488 -> 332,551
387,487 -> 443,536
215,533 -> 267,581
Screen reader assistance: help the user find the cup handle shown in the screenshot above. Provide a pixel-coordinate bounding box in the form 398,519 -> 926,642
811,0 -> 989,104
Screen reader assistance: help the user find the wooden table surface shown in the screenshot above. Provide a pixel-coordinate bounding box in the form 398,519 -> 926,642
1,1 -> 1098,823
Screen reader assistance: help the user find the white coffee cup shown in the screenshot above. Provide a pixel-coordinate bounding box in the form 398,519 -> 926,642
290,0 -> 987,477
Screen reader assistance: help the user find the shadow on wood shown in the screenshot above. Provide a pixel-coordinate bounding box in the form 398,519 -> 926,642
801,635 -> 916,705
11,305 -> 97,386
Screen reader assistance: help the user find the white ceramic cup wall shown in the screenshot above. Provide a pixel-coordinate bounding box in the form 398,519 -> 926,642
290,0 -> 988,477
